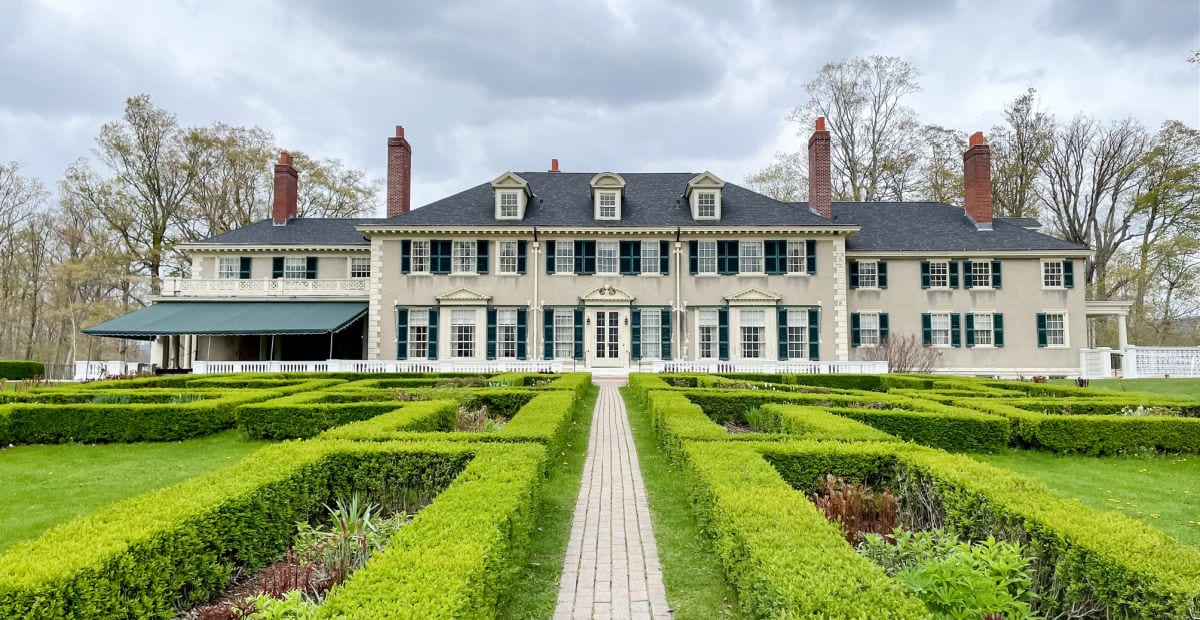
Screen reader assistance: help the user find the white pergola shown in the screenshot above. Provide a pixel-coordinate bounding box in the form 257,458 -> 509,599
1085,299 -> 1134,350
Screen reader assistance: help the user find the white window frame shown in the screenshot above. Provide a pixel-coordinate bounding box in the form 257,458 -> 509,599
217,257 -> 240,280
597,240 -> 618,275
1042,260 -> 1064,289
858,261 -> 879,289
859,312 -> 881,347
787,309 -> 808,358
930,312 -> 952,347
597,191 -> 619,220
498,241 -> 519,275
697,241 -> 717,275
408,311 -> 429,360
555,241 -> 574,275
497,309 -> 518,359
697,309 -> 718,359
641,310 -> 661,359
973,312 -> 994,347
786,241 -> 806,274
411,240 -> 431,274
1044,311 -> 1068,348
640,242 -> 660,275
697,192 -> 717,218
739,241 -> 764,274
498,191 -> 520,219
739,309 -> 765,359
452,241 -> 476,274
349,256 -> 371,279
928,260 -> 950,289
283,256 -> 307,280
450,309 -> 476,358
553,309 -> 574,358
970,261 -> 992,289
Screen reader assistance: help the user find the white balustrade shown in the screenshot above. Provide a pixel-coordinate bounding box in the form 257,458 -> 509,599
652,360 -> 889,375
1121,346 -> 1200,379
1078,348 -> 1115,379
159,277 -> 368,298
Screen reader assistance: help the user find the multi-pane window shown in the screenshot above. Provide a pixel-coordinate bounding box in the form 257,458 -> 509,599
739,241 -> 763,274
641,311 -> 661,359
408,311 -> 429,359
971,261 -> 992,288
1045,313 -> 1066,346
973,313 -> 994,346
450,310 -> 475,358
498,241 -> 519,274
787,309 -> 808,358
497,309 -> 517,358
411,240 -> 431,274
217,257 -> 239,280
786,241 -> 806,273
697,241 -> 717,274
858,261 -> 879,288
283,257 -> 306,279
641,242 -> 660,274
698,310 -> 718,359
597,241 -> 618,275
859,312 -> 881,346
350,256 -> 371,278
553,310 -> 574,358
930,312 -> 952,346
555,242 -> 574,274
452,241 -> 476,273
928,260 -> 949,288
740,310 -> 765,358
697,192 -> 716,217
598,192 -> 618,219
499,191 -> 520,218
1043,261 -> 1063,288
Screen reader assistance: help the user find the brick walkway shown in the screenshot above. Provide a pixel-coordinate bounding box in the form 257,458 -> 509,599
555,380 -> 671,619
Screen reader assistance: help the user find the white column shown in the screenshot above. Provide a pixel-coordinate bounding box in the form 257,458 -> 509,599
151,337 -> 165,369
1117,314 -> 1129,350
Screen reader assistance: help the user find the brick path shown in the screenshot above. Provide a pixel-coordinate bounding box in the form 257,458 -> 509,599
554,379 -> 671,619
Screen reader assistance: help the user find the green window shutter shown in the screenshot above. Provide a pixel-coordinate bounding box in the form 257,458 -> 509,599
305,257 -> 318,279
660,241 -> 670,275
543,309 -> 554,358
920,261 -> 931,289
574,241 -> 595,275
991,260 -> 1002,288
427,309 -> 439,360
807,308 -> 819,360
993,313 -> 1004,348
486,308 -> 497,360
806,240 -> 817,275
476,240 -> 489,274
921,313 -> 932,346
432,240 -> 452,274
1036,313 -> 1047,348
879,313 -> 889,342
239,257 -> 252,279
850,312 -> 861,348
272,257 -> 284,279
516,310 -> 528,360
950,313 -> 962,347
396,309 -> 409,359
631,309 -> 642,360
688,241 -> 698,275
574,241 -> 585,275
619,241 -> 640,275
949,261 -> 960,288
877,261 -> 888,289
661,309 -> 672,360
718,307 -> 729,361
516,241 -> 527,274
545,241 -> 556,274
718,241 -> 739,275
962,260 -> 973,289
764,240 -> 781,275
401,240 -> 411,274
849,261 -> 860,288
1063,260 -> 1074,288
965,313 -> 975,347
573,308 -> 584,360
777,308 -> 789,360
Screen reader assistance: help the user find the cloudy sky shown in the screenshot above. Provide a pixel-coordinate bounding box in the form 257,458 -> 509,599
1,0 -> 1197,212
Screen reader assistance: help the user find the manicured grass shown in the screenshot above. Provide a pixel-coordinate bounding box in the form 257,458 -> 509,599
1052,377 -> 1200,399
498,386 -> 599,619
622,388 -> 744,619
0,430 -> 271,553
977,450 -> 1200,547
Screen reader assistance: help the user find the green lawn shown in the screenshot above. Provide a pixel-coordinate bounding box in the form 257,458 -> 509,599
0,430 -> 270,553
622,388 -> 744,619
977,450 -> 1200,547
498,386 -> 599,619
1053,377 -> 1200,399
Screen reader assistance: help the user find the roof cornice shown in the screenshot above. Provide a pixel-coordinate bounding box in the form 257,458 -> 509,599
845,249 -> 1092,258
179,243 -> 370,253
356,225 -> 860,236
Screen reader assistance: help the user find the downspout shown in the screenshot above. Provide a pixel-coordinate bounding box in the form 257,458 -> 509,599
532,227 -> 541,362
675,227 -> 683,361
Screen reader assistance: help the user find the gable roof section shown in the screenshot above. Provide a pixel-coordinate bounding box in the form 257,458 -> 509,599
192,218 -> 380,246
830,202 -> 1086,252
380,172 -> 841,229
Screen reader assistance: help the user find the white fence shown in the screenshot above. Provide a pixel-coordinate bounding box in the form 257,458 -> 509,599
1121,346 -> 1200,379
73,361 -> 154,381
653,360 -> 889,374
190,359 -> 566,375
159,277 -> 368,298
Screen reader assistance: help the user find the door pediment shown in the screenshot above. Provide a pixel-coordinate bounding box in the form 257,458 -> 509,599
436,286 -> 493,305
580,285 -> 635,305
724,287 -> 782,305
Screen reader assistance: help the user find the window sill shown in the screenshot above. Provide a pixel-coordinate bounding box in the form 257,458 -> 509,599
638,273 -> 664,278
738,272 -> 766,277
694,273 -> 720,278
1042,286 -> 1067,291
784,272 -> 811,277
407,272 -> 432,276
449,272 -> 479,277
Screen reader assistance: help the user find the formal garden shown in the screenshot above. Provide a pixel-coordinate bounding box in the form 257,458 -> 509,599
0,369 -> 1198,618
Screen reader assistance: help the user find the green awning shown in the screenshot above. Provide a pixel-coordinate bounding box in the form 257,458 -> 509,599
83,301 -> 368,340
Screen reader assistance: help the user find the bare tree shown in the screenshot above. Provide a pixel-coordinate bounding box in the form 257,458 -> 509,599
916,125 -> 967,206
990,88 -> 1054,218
288,151 -> 382,218
744,151 -> 808,201
183,123 -> 276,239
857,332 -> 942,373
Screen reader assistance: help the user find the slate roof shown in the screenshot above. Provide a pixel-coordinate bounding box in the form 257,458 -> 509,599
995,217 -> 1043,229
382,172 -> 842,228
831,203 -> 1085,252
193,218 -> 378,246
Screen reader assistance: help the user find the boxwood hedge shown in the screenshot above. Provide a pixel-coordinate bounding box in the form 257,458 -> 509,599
0,360 -> 45,380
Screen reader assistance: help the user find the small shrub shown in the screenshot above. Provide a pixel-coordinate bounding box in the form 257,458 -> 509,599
241,591 -> 317,619
0,361 -> 45,380
809,474 -> 899,545
256,551 -> 321,599
857,332 -> 942,373
454,405 -> 508,433
394,390 -> 417,402
435,376 -> 487,388
743,407 -> 775,432
1075,378 -> 1090,388
169,393 -> 206,404
90,393 -> 132,405
293,496 -> 409,587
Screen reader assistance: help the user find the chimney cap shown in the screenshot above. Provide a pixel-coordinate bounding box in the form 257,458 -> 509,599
969,131 -> 986,147
278,151 -> 293,166
395,125 -> 405,138
550,158 -> 560,173
815,117 -> 826,131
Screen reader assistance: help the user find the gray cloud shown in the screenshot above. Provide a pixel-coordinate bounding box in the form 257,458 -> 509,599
1040,0 -> 1199,51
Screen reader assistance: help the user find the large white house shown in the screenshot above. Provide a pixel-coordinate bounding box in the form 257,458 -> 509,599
84,121 -> 1127,376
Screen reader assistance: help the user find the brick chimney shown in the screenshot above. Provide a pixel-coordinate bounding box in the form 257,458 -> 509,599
387,125 -> 412,218
807,117 -> 832,219
549,158 -> 560,173
963,131 -> 993,230
272,151 -> 298,225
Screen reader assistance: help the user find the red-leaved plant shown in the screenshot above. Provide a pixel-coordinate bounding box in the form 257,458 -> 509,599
809,474 -> 900,545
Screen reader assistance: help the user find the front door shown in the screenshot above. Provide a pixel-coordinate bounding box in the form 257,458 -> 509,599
592,310 -> 624,367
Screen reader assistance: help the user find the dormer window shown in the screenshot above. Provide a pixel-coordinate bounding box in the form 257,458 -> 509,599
499,191 -> 520,218
491,172 -> 531,221
686,171 -> 725,221
599,192 -> 618,218
591,172 -> 626,221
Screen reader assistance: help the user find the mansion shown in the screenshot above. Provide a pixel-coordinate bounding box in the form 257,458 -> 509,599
84,120 -> 1112,376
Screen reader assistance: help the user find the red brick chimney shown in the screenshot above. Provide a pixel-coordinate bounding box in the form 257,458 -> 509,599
807,117 -> 832,219
272,151 -> 298,225
963,131 -> 993,230
549,158 -> 560,173
387,125 -> 412,218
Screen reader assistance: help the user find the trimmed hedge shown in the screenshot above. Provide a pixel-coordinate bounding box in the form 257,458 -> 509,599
0,360 -> 45,380
1002,395 -> 1200,417
761,404 -> 897,443
677,440 -> 929,618
0,439 -> 493,618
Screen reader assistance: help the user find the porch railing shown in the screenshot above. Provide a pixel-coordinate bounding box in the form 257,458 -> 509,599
1121,346 -> 1200,379
190,359 -> 566,375
652,360 -> 889,374
159,277 -> 368,298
